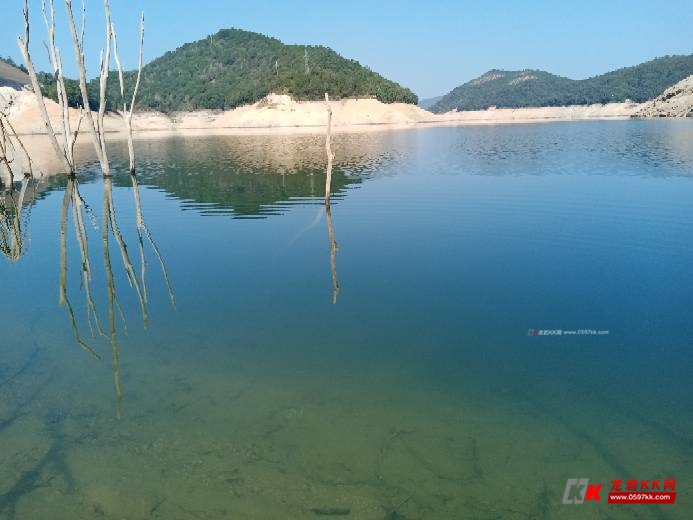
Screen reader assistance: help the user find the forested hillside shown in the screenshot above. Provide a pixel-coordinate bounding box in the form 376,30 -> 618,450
432,55 -> 693,112
101,28 -> 417,111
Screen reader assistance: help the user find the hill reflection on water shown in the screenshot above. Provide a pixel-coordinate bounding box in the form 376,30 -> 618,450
112,133 -> 410,218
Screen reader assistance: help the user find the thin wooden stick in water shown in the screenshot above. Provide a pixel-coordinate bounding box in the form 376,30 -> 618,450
324,92 -> 335,206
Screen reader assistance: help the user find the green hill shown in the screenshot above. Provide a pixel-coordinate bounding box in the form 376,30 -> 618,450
431,55 -> 693,113
98,28 -> 416,111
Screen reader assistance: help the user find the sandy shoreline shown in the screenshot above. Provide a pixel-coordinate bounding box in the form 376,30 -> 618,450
0,88 -> 645,176
2,89 -> 642,139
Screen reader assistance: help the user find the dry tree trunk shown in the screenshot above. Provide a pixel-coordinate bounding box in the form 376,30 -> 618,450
16,0 -> 73,174
323,93 -> 339,303
65,0 -> 112,176
42,0 -> 82,171
18,0 -> 120,177
112,13 -> 145,173
324,92 -> 335,206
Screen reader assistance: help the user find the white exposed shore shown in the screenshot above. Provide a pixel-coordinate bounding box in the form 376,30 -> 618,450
2,89 -> 641,140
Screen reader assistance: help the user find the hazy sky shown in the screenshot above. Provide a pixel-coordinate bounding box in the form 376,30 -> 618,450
2,0 -> 693,98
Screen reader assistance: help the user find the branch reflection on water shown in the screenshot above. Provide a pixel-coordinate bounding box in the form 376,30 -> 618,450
325,205 -> 339,305
0,176 -> 37,262
57,173 -> 174,418
59,177 -> 102,358
1,131 -> 397,413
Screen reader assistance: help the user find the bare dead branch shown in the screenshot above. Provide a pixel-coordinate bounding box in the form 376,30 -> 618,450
65,0 -> 111,175
112,12 -> 144,173
0,113 -> 37,178
16,0 -> 73,174
97,3 -> 113,171
42,0 -> 77,170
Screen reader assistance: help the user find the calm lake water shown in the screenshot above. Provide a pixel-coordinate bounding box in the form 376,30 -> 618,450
1,121 -> 692,519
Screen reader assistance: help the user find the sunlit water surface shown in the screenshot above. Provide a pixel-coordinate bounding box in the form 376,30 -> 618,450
1,121 -> 692,519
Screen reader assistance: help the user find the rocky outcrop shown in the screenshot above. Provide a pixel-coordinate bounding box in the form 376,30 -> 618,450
636,75 -> 693,118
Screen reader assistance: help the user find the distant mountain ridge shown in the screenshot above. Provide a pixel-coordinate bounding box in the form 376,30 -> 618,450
431,54 -> 693,113
418,95 -> 443,109
98,28 -> 417,112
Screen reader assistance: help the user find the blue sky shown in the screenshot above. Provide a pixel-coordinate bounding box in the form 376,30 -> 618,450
2,0 -> 693,98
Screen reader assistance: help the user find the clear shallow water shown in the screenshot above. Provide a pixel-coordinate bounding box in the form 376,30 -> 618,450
1,121 -> 692,519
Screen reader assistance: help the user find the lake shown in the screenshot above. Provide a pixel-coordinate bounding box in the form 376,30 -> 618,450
1,121 -> 692,519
